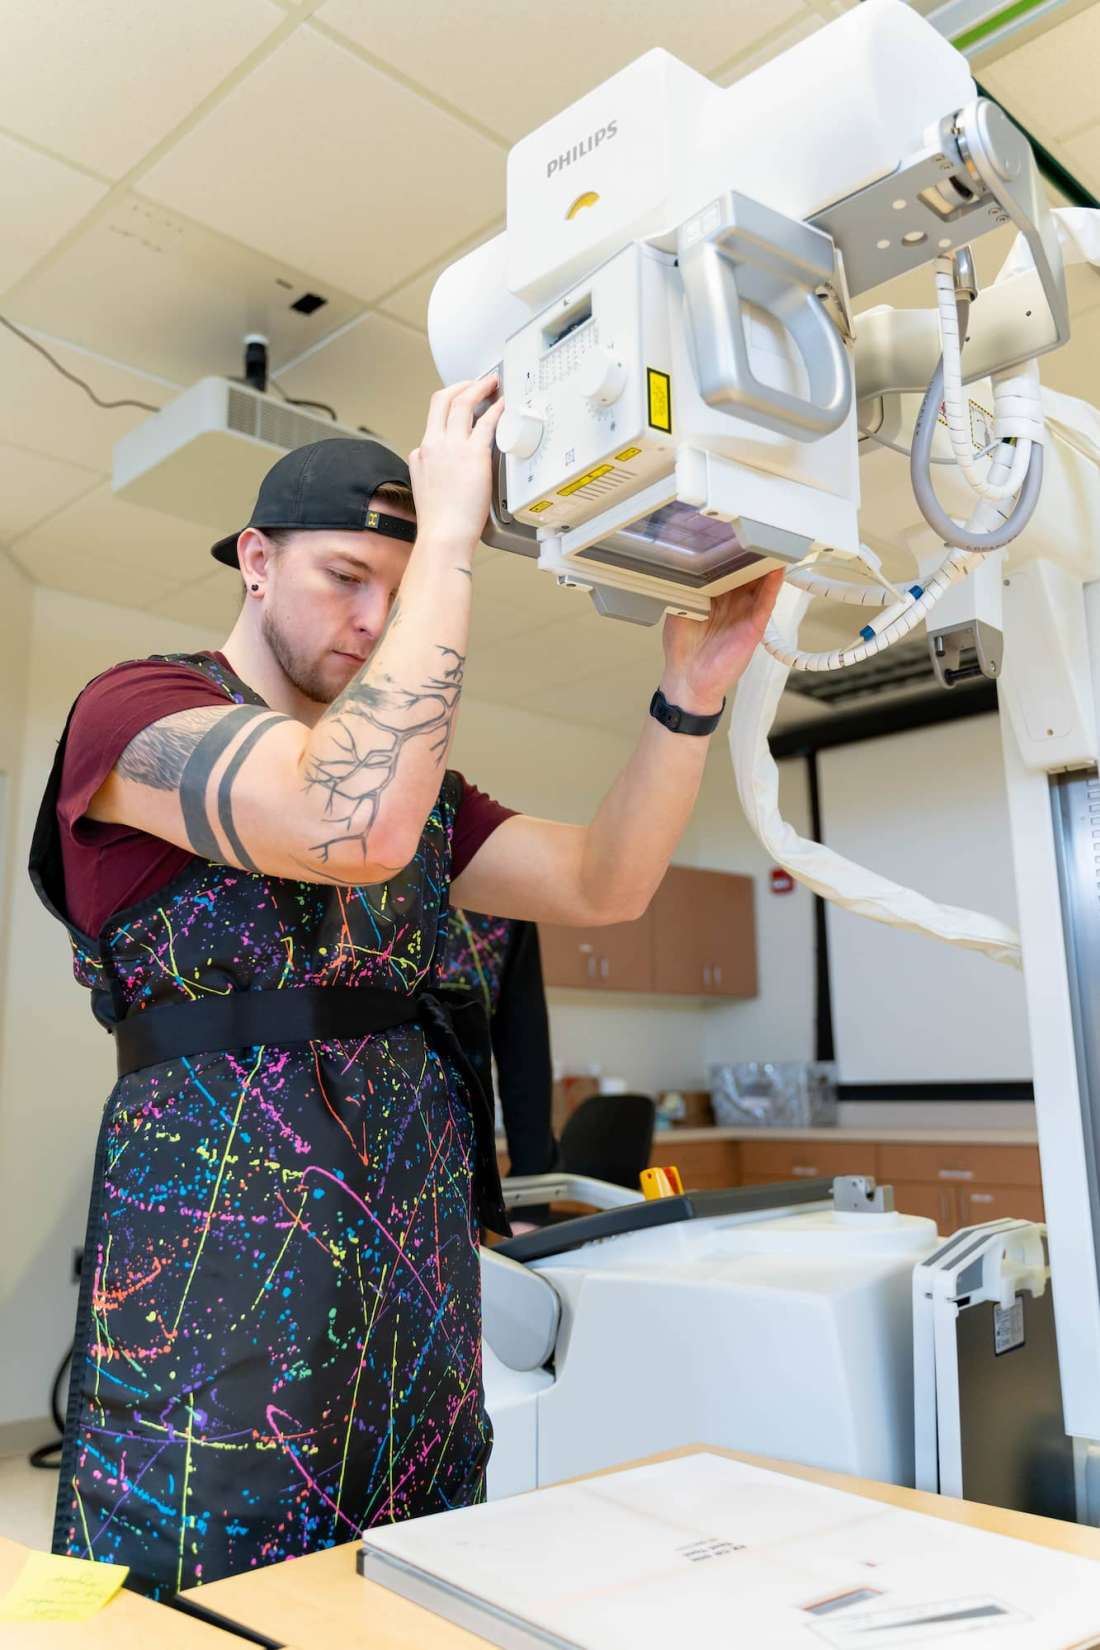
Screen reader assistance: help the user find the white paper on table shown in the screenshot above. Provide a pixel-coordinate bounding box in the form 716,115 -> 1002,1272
360,1452 -> 1100,1650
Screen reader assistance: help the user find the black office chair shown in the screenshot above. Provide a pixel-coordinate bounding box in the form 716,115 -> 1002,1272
558,1093 -> 656,1192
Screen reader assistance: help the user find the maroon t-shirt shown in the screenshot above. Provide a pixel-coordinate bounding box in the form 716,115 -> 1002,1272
57,651 -> 515,936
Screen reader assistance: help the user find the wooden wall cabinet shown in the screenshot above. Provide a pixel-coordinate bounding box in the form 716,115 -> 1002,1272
537,912 -> 654,993
538,865 -> 757,1001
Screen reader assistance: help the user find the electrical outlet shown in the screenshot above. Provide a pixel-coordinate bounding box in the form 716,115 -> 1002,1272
71,1248 -> 83,1284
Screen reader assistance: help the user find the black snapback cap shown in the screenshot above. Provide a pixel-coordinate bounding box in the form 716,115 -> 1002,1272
210,437 -> 415,568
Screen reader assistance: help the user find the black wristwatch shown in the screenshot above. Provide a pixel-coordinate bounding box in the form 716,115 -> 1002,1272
649,686 -> 725,736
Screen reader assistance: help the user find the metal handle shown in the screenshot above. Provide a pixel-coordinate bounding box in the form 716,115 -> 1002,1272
703,964 -> 712,989
714,964 -> 722,988
599,957 -> 609,980
938,1168 -> 975,1181
791,1165 -> 819,1177
970,1192 -> 994,1204
586,954 -> 597,980
678,190 -> 851,442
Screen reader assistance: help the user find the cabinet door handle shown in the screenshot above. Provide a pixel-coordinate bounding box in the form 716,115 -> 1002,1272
703,964 -> 712,989
970,1193 -> 994,1204
586,954 -> 597,980
599,957 -> 610,980
938,1169 -> 975,1181
714,964 -> 722,988
791,1165 -> 818,1177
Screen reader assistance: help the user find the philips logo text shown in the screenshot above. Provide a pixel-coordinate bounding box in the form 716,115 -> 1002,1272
547,120 -> 618,180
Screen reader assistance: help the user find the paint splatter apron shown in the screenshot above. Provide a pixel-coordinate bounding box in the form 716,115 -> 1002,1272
29,652 -> 506,1598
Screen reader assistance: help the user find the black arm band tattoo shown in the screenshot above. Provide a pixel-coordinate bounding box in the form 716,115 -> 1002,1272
179,706 -> 278,864
216,713 -> 286,873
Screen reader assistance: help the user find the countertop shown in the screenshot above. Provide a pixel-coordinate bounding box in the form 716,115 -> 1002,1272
497,1125 -> 1039,1146
652,1125 -> 1039,1144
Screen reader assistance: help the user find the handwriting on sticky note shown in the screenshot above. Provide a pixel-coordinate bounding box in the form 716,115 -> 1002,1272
0,1550 -> 129,1621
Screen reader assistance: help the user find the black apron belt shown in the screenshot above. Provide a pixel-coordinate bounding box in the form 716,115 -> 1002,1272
110,984 -> 510,1232
111,984 -> 420,1076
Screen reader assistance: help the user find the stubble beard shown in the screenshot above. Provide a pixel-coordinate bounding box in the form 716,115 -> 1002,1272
262,604 -> 338,707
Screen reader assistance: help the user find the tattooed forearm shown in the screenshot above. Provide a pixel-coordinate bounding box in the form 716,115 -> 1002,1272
302,644 -> 465,867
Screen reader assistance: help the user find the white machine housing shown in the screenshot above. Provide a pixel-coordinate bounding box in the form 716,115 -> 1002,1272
429,0 -> 1065,624
483,1197 -> 939,1500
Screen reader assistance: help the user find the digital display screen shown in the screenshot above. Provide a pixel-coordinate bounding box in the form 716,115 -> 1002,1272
577,501 -> 764,589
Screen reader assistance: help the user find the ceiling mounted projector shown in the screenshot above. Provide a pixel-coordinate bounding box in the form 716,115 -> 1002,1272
112,376 -> 368,531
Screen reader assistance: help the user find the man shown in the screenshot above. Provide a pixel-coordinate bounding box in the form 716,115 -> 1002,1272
29,373 -> 781,1596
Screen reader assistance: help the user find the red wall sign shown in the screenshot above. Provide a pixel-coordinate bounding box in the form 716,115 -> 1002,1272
770,868 -> 795,896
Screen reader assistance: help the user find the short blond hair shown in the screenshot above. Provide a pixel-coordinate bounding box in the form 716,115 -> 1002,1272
372,482 -> 416,515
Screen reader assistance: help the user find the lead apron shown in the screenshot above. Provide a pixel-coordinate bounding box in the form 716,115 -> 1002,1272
29,652 -> 506,1598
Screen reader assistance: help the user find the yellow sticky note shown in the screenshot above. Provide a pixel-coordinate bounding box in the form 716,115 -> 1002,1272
0,1550 -> 129,1622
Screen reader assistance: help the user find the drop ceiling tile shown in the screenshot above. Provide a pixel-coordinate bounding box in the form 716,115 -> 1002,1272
6,194 -> 367,386
0,134 -> 106,296
10,542 -> 186,609
470,551 -> 579,620
0,0 -> 286,180
318,0 -> 809,142
145,574 -> 241,633
275,310 -> 443,458
140,26 -> 506,303
980,7 -> 1100,145
0,326 -> 171,472
377,221 -> 505,333
711,8 -> 825,84
0,445 -> 99,546
1064,124 -> 1100,202
467,593 -> 550,652
11,484 -> 214,589
515,663 -> 654,728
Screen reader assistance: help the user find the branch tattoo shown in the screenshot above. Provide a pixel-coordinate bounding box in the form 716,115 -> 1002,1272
116,638 -> 466,881
303,643 -> 464,866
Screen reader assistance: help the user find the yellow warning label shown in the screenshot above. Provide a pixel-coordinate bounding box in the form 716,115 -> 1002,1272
614,445 -> 642,462
557,463 -> 613,498
647,369 -> 671,434
528,500 -> 553,513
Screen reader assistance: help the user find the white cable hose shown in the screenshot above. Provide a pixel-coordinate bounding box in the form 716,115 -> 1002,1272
763,552 -> 973,672
934,258 -> 1033,501
729,580 -> 1023,966
783,565 -> 898,606
768,442 -> 1020,673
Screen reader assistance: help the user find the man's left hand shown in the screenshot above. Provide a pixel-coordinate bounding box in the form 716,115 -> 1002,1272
660,568 -> 785,714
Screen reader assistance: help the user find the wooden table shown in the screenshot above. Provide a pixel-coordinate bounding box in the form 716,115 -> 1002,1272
182,1445 -> 1100,1648
0,1533 -> 249,1649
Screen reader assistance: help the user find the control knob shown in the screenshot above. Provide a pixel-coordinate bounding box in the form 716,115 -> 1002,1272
496,405 -> 545,460
577,347 -> 627,407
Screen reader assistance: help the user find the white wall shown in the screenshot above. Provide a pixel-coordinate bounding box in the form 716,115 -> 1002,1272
0,553 -> 33,1077
818,715 -> 1030,1084
451,697 -> 734,1094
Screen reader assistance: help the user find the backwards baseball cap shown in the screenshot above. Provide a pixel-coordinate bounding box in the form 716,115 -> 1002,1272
210,436 -> 416,568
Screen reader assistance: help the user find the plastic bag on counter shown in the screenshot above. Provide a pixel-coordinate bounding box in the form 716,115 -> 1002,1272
709,1061 -> 838,1129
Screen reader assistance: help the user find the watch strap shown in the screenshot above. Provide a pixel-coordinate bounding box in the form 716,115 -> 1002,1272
649,686 -> 725,736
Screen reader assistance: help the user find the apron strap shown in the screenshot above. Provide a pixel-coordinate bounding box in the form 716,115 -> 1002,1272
111,984 -> 510,1232
112,985 -> 420,1075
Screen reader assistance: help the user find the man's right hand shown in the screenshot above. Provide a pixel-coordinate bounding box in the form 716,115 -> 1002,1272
408,373 -> 504,553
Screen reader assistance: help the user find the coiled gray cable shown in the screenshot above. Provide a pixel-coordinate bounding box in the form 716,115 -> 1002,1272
909,297 -> 1044,552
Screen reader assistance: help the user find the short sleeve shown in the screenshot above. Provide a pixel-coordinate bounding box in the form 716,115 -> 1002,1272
450,773 -> 516,880
58,658 -> 229,844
